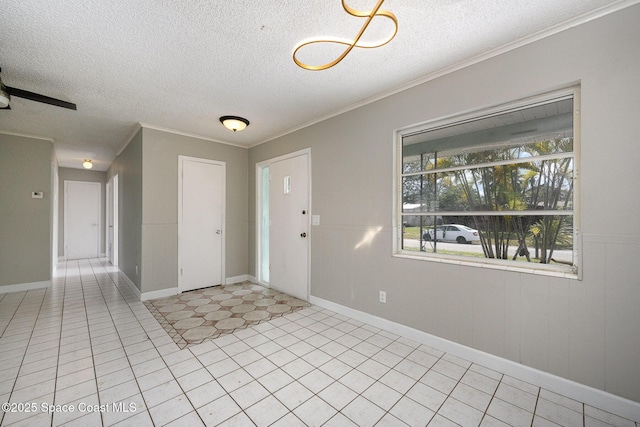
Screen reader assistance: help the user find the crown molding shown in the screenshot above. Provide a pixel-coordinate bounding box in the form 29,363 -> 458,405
139,122 -> 248,149
0,130 -> 54,143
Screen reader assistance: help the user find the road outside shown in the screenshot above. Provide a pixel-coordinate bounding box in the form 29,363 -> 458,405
403,239 -> 573,264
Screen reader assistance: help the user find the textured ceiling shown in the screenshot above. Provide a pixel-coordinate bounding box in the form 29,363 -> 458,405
0,0 -> 635,171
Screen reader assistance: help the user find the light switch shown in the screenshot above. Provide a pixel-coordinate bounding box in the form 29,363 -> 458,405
312,215 -> 320,226
31,191 -> 44,199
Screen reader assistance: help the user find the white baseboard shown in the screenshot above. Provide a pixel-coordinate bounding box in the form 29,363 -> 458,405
57,255 -> 107,261
141,287 -> 179,301
226,274 -> 249,284
0,280 -> 51,294
309,296 -> 640,423
125,274 -> 250,302
138,273 -> 258,299
119,272 -> 141,300
117,270 -> 178,301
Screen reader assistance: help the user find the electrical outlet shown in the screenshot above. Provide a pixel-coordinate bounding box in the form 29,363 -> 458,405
379,291 -> 386,303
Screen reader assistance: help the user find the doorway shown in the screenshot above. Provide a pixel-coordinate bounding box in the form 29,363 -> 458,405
178,156 -> 225,293
107,174 -> 119,266
64,180 -> 101,259
257,149 -> 310,301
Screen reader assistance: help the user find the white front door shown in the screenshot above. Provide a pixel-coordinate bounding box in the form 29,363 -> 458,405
178,156 -> 225,293
269,152 -> 310,300
64,180 -> 101,259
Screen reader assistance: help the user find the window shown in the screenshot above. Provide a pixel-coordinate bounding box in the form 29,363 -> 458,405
395,88 -> 580,276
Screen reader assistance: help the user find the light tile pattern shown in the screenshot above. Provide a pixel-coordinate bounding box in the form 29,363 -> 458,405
144,283 -> 309,348
0,258 -> 638,427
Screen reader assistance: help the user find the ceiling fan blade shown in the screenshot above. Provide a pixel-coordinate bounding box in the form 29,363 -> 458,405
6,86 -> 77,110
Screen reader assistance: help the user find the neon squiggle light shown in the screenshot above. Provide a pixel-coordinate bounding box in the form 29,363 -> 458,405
293,0 -> 398,71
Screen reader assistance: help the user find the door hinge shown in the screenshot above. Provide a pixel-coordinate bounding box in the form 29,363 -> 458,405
180,268 -> 183,276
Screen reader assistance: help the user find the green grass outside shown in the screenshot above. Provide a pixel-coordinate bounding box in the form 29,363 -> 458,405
403,226 -> 571,251
403,245 -> 550,263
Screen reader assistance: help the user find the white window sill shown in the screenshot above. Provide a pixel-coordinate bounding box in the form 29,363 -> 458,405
394,252 -> 579,280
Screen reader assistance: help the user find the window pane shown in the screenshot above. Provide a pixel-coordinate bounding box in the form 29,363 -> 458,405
427,171 -> 469,212
402,176 -> 435,213
401,214 -> 574,265
402,98 -> 573,172
402,152 -> 437,173
401,215 -> 435,252
430,137 -> 574,170
416,157 -> 574,213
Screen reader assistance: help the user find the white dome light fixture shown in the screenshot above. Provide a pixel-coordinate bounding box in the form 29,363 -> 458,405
83,159 -> 93,169
219,116 -> 249,132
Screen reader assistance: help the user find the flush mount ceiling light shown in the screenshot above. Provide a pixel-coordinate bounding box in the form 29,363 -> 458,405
83,159 -> 93,169
293,0 -> 398,71
219,116 -> 250,132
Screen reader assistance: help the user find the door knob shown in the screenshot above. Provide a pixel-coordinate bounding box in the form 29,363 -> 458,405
300,232 -> 307,238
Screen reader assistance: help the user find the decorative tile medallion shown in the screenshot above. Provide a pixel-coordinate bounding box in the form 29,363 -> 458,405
144,282 -> 310,348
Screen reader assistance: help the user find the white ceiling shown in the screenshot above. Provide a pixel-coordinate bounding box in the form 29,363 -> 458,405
0,0 -> 634,171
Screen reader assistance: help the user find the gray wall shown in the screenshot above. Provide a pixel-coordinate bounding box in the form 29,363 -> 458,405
108,129 -> 143,290
249,6 -> 640,402
0,134 -> 53,286
140,128 -> 248,293
58,167 -> 107,257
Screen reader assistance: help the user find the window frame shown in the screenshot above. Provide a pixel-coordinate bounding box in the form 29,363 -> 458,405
392,87 -> 582,279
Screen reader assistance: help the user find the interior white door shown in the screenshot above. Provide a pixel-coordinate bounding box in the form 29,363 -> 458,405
65,181 -> 100,259
107,182 -> 113,263
269,153 -> 309,300
109,175 -> 119,266
179,157 -> 224,293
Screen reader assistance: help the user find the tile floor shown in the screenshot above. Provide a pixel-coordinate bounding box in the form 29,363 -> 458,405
0,258 -> 638,427
144,283 -> 310,348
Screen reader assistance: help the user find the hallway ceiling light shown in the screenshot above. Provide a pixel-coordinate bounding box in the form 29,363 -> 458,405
219,116 -> 250,132
83,159 -> 93,169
